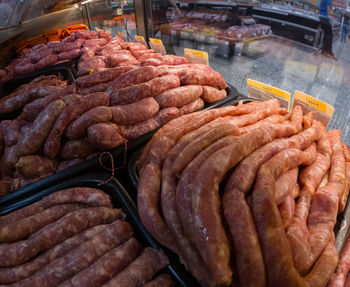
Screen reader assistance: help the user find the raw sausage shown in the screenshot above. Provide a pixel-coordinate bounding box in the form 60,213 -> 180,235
119,107 -> 179,139
65,106 -> 112,140
59,138 -> 95,160
155,85 -> 203,108
111,97 -> 159,125
102,248 -> 169,287
43,92 -> 110,158
17,100 -> 66,156
87,123 -> 125,150
15,155 -> 57,178
78,81 -> 112,95
201,86 -> 227,103
59,237 -> 142,287
178,98 -> 204,116
110,74 -> 180,105
0,207 -> 123,267
142,274 -> 174,287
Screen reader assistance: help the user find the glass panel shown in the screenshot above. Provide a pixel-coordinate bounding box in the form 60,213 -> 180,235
146,0 -> 350,145
0,0 -> 31,29
86,0 -> 137,41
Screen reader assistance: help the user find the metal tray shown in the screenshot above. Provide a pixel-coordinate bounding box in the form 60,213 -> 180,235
0,172 -> 198,287
0,66 -> 75,121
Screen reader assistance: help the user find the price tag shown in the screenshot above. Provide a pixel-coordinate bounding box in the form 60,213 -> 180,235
292,91 -> 334,127
89,69 -> 94,75
118,32 -> 125,40
184,48 -> 209,65
134,35 -> 148,47
149,38 -> 166,54
247,79 -> 291,110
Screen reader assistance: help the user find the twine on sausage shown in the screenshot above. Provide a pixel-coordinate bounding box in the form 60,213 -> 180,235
97,141 -> 128,186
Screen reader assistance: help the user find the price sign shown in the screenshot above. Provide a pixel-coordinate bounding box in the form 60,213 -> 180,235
292,91 -> 334,127
184,48 -> 209,65
149,38 -> 166,54
134,35 -> 147,47
247,79 -> 291,110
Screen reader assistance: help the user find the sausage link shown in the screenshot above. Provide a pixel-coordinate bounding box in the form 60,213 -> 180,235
155,85 -> 203,108
111,97 -> 159,126
59,237 -> 142,287
0,187 -> 112,224
110,74 -> 180,105
0,207 -> 123,267
65,106 -> 112,140
87,122 -> 125,150
201,86 -> 227,103
17,220 -> 133,287
43,92 -> 110,158
102,248 -> 169,287
15,155 -> 57,178
17,100 -> 66,156
142,274 -> 174,287
178,98 -> 204,116
59,138 -> 95,160
78,81 -> 112,95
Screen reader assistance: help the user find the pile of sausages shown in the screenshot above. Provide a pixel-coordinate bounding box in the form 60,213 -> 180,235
137,98 -> 350,287
0,30 -> 115,82
0,187 -> 173,287
0,48 -> 227,195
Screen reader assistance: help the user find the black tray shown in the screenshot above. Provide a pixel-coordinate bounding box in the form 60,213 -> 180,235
0,172 -> 198,287
0,66 -> 75,121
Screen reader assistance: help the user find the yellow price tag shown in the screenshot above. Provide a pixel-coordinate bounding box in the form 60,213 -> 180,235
184,48 -> 209,65
292,90 -> 334,127
247,79 -> 291,110
134,35 -> 145,42
89,69 -> 94,75
149,38 -> 163,45
118,32 -> 125,40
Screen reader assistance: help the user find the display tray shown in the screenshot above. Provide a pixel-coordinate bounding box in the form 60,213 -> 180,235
0,66 -> 75,121
0,172 -> 199,287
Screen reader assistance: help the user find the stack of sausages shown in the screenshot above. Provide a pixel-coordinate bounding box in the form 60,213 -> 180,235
0,187 -> 173,287
0,30 -> 117,82
137,98 -> 350,287
0,54 -> 228,195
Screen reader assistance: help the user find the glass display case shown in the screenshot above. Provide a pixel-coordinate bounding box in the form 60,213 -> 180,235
138,0 -> 350,145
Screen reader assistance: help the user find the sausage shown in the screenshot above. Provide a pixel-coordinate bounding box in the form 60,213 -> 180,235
278,195 -> 295,229
106,66 -> 160,93
20,86 -> 73,122
65,106 -> 113,140
72,30 -> 97,40
59,138 -> 95,160
104,53 -> 138,67
111,97 -> 159,126
275,168 -> 299,204
0,203 -> 87,243
78,81 -> 112,94
15,155 -> 57,178
155,85 -> 203,108
77,58 -> 106,77
142,274 -> 174,287
138,53 -> 163,62
110,74 -> 180,105
17,220 -> 132,287
83,38 -> 108,47
0,187 -> 113,225
58,49 -> 81,61
0,207 -> 123,267
34,54 -> 58,70
87,122 -> 125,150
14,63 -> 35,76
119,107 -> 179,140
76,66 -> 135,88
62,94 -> 82,105
1,120 -> 21,147
43,92 -> 110,159
3,145 -> 19,172
178,98 -> 204,116
98,45 -> 122,57
140,58 -> 163,67
132,49 -> 154,58
201,86 -> 227,103
98,30 -> 113,41
55,40 -> 84,53
126,42 -> 147,52
59,237 -> 142,287
162,55 -> 188,65
102,248 -> 169,287
191,121 -> 307,285
17,100 -> 66,156
0,224 -> 107,284
0,85 -> 64,113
